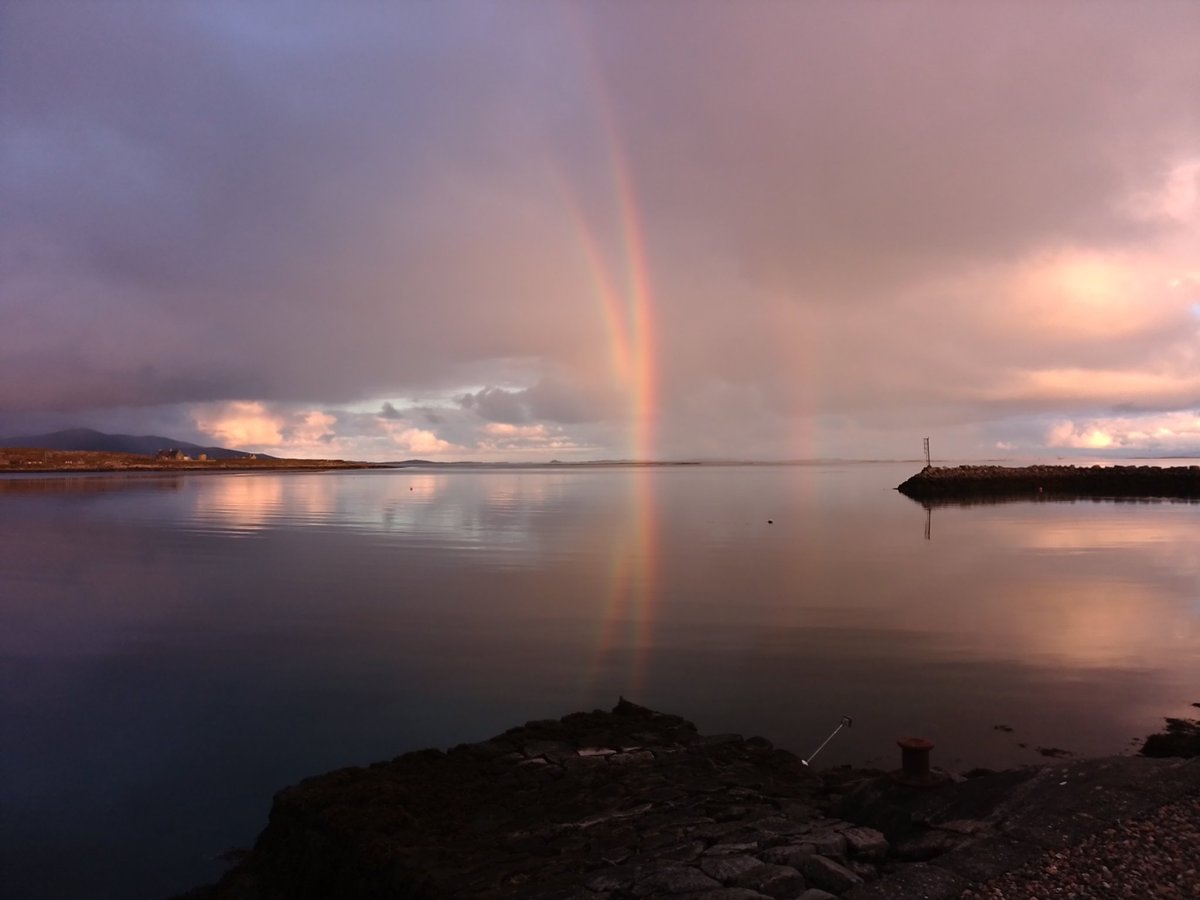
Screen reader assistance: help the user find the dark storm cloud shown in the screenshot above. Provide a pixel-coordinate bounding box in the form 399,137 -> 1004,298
457,388 -> 532,425
457,377 -> 617,425
1,2 -> 602,410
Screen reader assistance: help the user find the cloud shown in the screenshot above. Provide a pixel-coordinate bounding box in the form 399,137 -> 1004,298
477,421 -> 587,453
1047,412 -> 1200,453
1047,421 -> 1116,450
383,425 -> 455,456
457,387 -> 531,425
193,401 -> 283,448
186,396 -> 596,460
280,410 -> 336,445
190,399 -> 464,458
456,377 -> 617,426
3,3 -> 1200,459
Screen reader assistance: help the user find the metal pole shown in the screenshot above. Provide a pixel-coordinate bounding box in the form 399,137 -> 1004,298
801,715 -> 853,766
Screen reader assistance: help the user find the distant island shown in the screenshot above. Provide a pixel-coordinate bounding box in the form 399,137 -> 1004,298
897,463 -> 1200,502
0,429 -> 379,473
0,447 -> 382,473
0,427 -> 275,461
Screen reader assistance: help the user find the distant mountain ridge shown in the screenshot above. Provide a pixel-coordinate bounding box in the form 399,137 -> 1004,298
0,427 -> 273,460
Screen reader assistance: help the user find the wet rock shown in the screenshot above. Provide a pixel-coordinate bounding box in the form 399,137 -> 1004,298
842,825 -> 888,861
775,800 -> 819,820
797,890 -> 839,900
522,740 -> 576,761
803,854 -> 864,894
642,841 -> 706,864
584,864 -> 641,892
632,864 -> 722,895
700,855 -> 763,883
732,862 -> 806,898
761,843 -> 815,868
1140,716 -> 1200,758
749,815 -> 807,836
690,821 -> 759,842
704,842 -> 760,856
847,860 -> 879,882
802,829 -> 847,859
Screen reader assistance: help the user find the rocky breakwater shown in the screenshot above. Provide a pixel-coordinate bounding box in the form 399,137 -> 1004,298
897,463 -> 1200,502
191,699 -> 894,900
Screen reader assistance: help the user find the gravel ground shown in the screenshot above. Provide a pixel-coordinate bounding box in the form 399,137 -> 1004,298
961,794 -> 1200,900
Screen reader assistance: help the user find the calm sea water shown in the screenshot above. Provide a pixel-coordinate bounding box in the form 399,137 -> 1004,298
3,462 -> 1199,899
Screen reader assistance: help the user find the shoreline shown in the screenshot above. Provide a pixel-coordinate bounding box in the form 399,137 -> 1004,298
0,446 -> 387,474
184,701 -> 1200,900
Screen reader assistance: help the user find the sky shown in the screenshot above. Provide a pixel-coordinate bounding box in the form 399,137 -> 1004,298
2,2 -> 1199,462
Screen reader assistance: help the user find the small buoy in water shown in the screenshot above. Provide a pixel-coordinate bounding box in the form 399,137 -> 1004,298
767,519 -> 773,524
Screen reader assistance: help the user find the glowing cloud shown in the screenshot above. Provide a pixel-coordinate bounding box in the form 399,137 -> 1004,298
1047,421 -> 1115,450
193,401 -> 282,447
194,402 -> 343,457
476,421 -> 586,453
383,424 -> 454,455
1047,411 -> 1200,452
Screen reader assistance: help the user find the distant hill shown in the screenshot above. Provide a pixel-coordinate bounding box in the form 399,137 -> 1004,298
0,427 -> 274,461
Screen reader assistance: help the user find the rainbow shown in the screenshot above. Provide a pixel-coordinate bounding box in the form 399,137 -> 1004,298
552,172 -> 657,461
552,40 -> 662,700
603,130 -> 659,465
551,27 -> 658,463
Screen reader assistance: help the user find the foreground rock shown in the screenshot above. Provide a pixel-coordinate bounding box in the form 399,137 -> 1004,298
897,464 -> 1200,502
186,702 -> 1200,900
192,700 -> 884,899
1141,715 -> 1200,759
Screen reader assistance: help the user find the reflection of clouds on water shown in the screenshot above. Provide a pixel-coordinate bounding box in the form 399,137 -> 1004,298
5,463 -> 1200,900
911,503 -> 1200,673
369,470 -> 563,556
189,473 -> 337,535
5,469 -> 1200,755
402,473 -> 439,500
997,513 -> 1200,555
974,580 -> 1196,670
